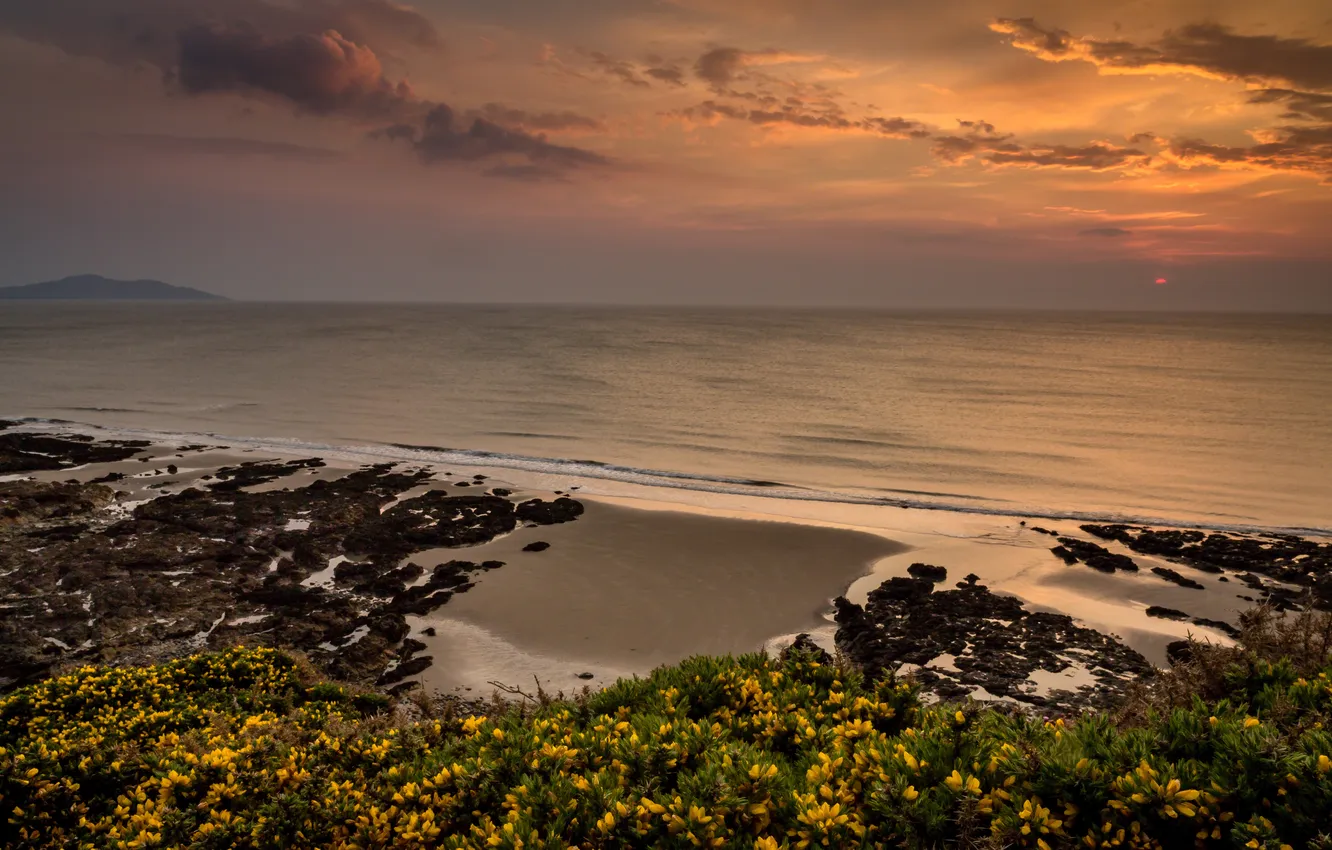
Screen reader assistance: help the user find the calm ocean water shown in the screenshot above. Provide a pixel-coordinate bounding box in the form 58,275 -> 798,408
2,303 -> 1329,532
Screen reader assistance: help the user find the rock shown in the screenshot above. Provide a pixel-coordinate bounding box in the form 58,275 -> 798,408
422,627 -> 437,637
399,638 -> 428,660
0,443 -> 583,693
1,432 -> 143,473
377,656 -> 433,686
1191,617 -> 1240,638
835,573 -> 1154,714
1151,566 -> 1205,590
523,541 -> 551,553
1145,606 -> 1190,621
1053,537 -> 1138,572
491,488 -> 512,497
207,458 -> 325,492
576,672 -> 595,680
906,563 -> 947,582
167,464 -> 178,474
516,497 -> 585,525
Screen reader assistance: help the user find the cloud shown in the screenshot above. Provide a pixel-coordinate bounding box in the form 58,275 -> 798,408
1079,227 -> 1131,237
987,142 -> 1150,170
1248,89 -> 1332,122
644,65 -> 687,87
931,120 -> 1151,171
0,0 -> 610,175
990,18 -> 1332,90
1167,131 -> 1332,180
693,46 -> 821,87
176,24 -> 416,118
990,20 -> 1332,182
585,51 -> 649,87
668,100 -> 930,139
0,0 -> 441,72
476,104 -> 605,133
411,105 -> 608,168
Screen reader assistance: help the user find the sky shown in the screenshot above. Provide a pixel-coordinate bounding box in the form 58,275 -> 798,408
1,0 -> 1330,309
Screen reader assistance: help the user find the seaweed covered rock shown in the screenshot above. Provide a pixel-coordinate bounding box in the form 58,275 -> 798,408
516,497 -> 585,525
1052,537 -> 1138,573
834,574 -> 1154,712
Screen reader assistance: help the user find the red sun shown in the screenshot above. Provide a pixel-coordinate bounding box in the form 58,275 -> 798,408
1154,277 -> 1168,285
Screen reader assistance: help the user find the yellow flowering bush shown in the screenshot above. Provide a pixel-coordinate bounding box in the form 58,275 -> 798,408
3,645 -> 1331,848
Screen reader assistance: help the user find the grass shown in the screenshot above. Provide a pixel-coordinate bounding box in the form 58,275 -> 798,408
2,609 -> 1331,849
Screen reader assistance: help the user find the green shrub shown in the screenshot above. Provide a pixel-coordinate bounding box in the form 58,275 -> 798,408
2,639 -> 1330,849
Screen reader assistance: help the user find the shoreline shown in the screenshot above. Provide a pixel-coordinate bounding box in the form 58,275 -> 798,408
2,418 -> 1329,710
7,416 -> 1328,538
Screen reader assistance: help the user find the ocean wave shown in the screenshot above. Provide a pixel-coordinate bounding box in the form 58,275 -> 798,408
6,416 -> 1330,538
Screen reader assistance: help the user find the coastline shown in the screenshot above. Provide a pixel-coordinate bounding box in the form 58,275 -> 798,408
3,417 -> 1329,708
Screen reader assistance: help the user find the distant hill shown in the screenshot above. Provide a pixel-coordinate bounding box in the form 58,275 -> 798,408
0,275 -> 227,301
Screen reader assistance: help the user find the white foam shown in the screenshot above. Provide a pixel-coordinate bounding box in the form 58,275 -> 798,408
11,418 -> 1328,537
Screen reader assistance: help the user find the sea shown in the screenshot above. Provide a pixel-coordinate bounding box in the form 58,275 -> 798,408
2,303 -> 1329,534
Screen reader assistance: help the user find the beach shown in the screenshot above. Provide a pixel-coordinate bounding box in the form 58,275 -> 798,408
5,417 -> 1326,712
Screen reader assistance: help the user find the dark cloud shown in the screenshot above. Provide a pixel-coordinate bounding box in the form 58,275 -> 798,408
644,66 -> 687,87
477,104 -> 605,133
670,100 -> 930,140
0,0 -> 441,72
176,24 -> 416,118
863,117 -> 932,139
1079,227 -> 1131,237
0,0 -> 609,175
368,123 -> 417,141
991,18 -> 1332,91
695,47 -> 747,86
1169,130 -> 1332,180
991,19 -> 1332,181
931,120 -> 1150,170
585,50 -> 649,87
929,120 -> 1016,163
987,142 -> 1149,170
1248,89 -> 1332,122
411,105 -> 608,168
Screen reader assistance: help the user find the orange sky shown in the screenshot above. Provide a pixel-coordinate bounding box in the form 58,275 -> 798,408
0,0 -> 1329,306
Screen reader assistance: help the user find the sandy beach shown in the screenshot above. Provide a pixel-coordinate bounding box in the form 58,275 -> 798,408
3,419 -> 1329,709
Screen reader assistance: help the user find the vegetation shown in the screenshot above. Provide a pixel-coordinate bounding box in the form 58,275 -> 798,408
3,611 -> 1332,849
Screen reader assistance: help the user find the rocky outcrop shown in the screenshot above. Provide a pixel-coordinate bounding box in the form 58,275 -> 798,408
834,575 -> 1154,714
0,441 -> 583,692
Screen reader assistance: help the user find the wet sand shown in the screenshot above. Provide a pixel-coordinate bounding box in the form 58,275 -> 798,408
410,499 -> 906,692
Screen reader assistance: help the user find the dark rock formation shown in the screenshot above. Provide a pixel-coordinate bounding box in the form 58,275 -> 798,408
516,497 -> 585,525
0,438 -> 584,692
0,431 -> 146,474
1151,566 -> 1205,590
523,541 -> 551,552
208,458 -> 326,492
1053,537 -> 1138,573
906,563 -> 947,583
834,575 -> 1154,714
